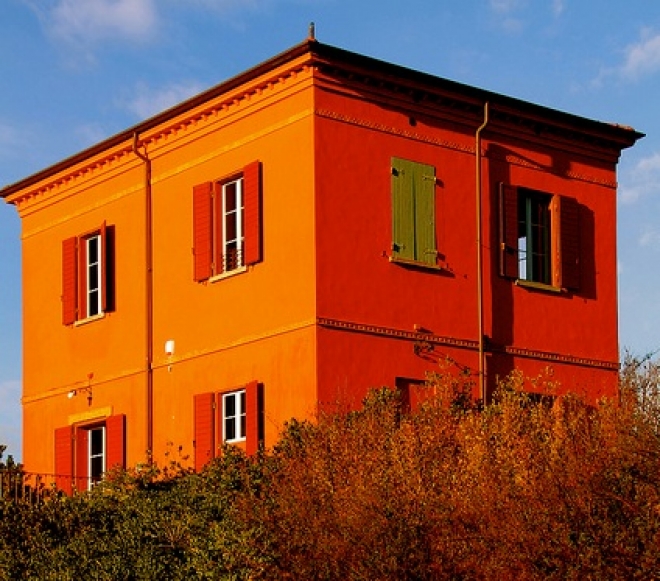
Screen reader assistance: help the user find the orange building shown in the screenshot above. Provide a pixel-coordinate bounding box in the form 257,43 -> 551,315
1,37 -> 642,491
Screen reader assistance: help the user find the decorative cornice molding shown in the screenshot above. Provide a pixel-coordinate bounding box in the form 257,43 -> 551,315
9,63 -> 314,209
314,108 -> 617,188
316,317 -> 619,371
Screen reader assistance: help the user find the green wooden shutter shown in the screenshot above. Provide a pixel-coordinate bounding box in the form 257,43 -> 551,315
392,158 -> 436,264
414,161 -> 437,265
392,158 -> 415,261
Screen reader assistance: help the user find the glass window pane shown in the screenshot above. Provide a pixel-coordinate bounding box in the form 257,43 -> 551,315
225,182 -> 237,212
225,417 -> 236,441
90,428 -> 103,455
88,236 -> 98,263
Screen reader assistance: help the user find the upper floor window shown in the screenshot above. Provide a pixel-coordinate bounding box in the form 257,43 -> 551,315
517,189 -> 552,285
61,223 -> 115,325
499,183 -> 580,291
193,160 -> 262,281
390,157 -> 438,267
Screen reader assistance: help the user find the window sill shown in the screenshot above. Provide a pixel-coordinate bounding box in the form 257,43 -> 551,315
389,256 -> 444,271
224,437 -> 246,444
209,265 -> 248,283
73,313 -> 106,327
515,279 -> 562,293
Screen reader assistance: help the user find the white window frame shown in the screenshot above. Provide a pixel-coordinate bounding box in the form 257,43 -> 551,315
221,177 -> 244,273
87,425 -> 106,490
86,234 -> 103,318
222,389 -> 246,443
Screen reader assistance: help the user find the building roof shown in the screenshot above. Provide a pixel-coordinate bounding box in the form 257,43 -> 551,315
0,38 -> 644,200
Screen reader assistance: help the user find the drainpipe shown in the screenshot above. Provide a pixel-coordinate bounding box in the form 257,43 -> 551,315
133,133 -> 154,462
475,103 -> 489,404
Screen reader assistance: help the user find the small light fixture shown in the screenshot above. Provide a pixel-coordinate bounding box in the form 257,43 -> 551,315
165,340 -> 175,357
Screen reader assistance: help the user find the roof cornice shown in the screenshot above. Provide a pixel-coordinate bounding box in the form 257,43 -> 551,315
1,38 -> 644,201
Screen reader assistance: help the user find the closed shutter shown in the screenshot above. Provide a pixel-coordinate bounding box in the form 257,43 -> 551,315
392,158 -> 416,261
75,426 -> 89,492
499,183 -> 519,278
106,414 -> 126,470
193,182 -> 214,281
245,381 -> 263,456
414,161 -> 437,266
62,237 -> 78,325
243,160 -> 262,266
54,426 -> 73,495
194,392 -> 215,471
558,196 -> 581,291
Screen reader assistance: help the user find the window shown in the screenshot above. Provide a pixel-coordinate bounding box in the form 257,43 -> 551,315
517,189 -> 552,284
88,426 -> 105,489
223,390 -> 246,443
391,157 -> 438,267
61,223 -> 115,325
53,414 -> 125,495
193,160 -> 262,281
193,381 -> 263,471
499,183 -> 581,290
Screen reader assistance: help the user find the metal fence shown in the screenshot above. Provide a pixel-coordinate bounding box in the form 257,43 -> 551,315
0,468 -> 60,504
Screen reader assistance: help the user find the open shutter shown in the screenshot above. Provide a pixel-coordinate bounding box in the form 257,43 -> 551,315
193,182 -> 213,281
392,158 -> 415,261
245,381 -> 263,456
104,224 -> 116,313
243,161 -> 262,266
75,426 -> 89,492
558,195 -> 581,290
54,426 -> 74,495
62,237 -> 78,325
414,162 -> 437,266
499,183 -> 519,278
106,414 -> 126,470
194,392 -> 215,471
100,222 -> 108,313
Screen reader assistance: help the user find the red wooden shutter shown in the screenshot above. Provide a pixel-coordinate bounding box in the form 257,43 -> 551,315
559,196 -> 581,290
75,426 -> 89,492
194,392 -> 215,471
100,222 -> 108,313
499,183 -> 519,278
243,161 -> 262,266
106,414 -> 126,470
193,182 -> 214,281
62,237 -> 78,325
245,381 -> 263,456
54,426 -> 73,495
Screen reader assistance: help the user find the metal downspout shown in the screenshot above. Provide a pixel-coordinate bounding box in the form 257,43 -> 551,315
475,103 -> 489,404
133,133 -> 154,462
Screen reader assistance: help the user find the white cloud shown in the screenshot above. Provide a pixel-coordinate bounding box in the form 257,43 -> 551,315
638,227 -> 660,250
552,0 -> 565,16
619,29 -> 660,80
25,0 -> 158,47
619,151 -> 660,205
120,81 -> 208,120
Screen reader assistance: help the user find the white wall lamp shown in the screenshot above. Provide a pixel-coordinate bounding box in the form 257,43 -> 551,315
67,372 -> 94,405
165,339 -> 175,372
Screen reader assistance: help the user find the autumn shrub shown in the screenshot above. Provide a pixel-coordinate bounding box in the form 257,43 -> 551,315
0,359 -> 659,580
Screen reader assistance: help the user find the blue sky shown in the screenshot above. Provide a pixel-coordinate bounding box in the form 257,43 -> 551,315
1,0 -> 659,460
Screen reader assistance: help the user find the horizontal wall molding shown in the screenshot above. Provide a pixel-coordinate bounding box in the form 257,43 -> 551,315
316,317 -> 619,372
